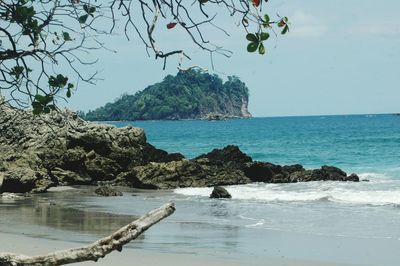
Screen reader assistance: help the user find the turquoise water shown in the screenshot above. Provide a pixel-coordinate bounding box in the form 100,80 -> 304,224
111,114 -> 400,178
110,115 -> 400,265
2,115 -> 400,265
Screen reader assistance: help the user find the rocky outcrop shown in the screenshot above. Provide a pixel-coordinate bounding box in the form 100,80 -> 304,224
0,98 -> 359,193
244,162 -> 359,183
194,145 -> 252,168
240,97 -> 252,118
115,158 -> 250,189
210,186 -> 232,199
0,98 -> 182,193
118,145 -> 359,189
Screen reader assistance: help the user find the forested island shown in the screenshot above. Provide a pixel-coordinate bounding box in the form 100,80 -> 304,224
84,70 -> 252,121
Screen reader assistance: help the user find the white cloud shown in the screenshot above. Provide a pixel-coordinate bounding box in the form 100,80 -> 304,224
347,19 -> 400,36
288,11 -> 328,38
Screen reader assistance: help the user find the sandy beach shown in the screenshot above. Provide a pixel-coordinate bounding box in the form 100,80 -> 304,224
0,231 -> 357,266
2,186 -> 400,266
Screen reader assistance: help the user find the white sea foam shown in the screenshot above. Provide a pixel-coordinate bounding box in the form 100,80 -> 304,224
238,215 -> 259,221
47,186 -> 76,192
174,180 -> 400,206
358,172 -> 390,180
245,219 -> 265,228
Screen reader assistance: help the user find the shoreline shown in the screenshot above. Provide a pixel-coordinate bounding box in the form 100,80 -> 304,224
0,231 -> 357,266
1,186 -> 400,266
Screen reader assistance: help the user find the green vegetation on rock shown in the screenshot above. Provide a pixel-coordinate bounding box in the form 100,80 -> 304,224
84,70 -> 252,121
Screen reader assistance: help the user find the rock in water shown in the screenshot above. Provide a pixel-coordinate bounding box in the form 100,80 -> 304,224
244,162 -> 275,182
347,173 -> 360,182
95,186 -> 123,197
210,186 -> 232,199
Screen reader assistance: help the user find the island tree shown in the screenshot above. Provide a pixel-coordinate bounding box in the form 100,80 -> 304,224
0,0 -> 288,114
84,70 -> 251,121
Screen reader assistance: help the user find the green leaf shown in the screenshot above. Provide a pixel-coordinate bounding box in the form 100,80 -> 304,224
32,102 -> 43,115
32,101 -> 42,109
34,94 -> 46,104
62,32 -> 72,41
246,33 -> 258,42
260,32 -> 270,41
258,42 -> 266,55
263,14 -> 270,24
79,14 -> 88,24
83,4 -> 89,13
49,74 -> 68,88
35,94 -> 53,105
66,89 -> 72,98
89,7 -> 96,14
32,107 -> 42,115
10,66 -> 24,79
247,42 -> 259,53
281,25 -> 289,35
43,106 -> 51,114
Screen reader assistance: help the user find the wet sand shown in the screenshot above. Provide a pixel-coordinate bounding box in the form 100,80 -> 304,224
1,188 -> 397,266
0,232 -> 356,266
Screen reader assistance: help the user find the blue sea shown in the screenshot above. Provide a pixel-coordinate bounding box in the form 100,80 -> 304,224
2,114 -> 400,265
113,114 -> 400,178
107,115 -> 400,265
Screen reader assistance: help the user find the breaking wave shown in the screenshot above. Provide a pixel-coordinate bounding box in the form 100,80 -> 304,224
174,173 -> 400,206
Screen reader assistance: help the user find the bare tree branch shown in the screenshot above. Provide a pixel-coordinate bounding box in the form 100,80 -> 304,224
0,0 -> 288,112
0,203 -> 176,266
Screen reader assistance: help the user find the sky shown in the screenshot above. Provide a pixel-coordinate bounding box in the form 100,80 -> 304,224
65,0 -> 400,117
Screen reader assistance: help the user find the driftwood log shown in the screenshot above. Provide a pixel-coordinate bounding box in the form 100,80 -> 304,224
0,203 -> 175,266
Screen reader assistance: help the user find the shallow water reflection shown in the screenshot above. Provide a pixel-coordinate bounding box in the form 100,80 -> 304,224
0,188 -> 140,240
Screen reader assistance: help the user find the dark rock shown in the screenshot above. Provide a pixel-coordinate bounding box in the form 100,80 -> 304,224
321,165 -> 347,179
61,149 -> 87,170
143,143 -> 185,163
292,166 -> 348,182
210,186 -> 231,199
287,166 -> 359,183
244,162 -> 274,182
115,170 -> 159,189
50,168 -> 91,185
271,173 -> 291,183
95,186 -> 123,196
282,164 -> 305,174
347,173 -> 360,182
126,160 -> 205,189
264,163 -> 284,175
289,170 -> 313,182
0,169 -> 53,193
85,156 -> 122,181
116,159 -> 251,189
194,145 -> 252,169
